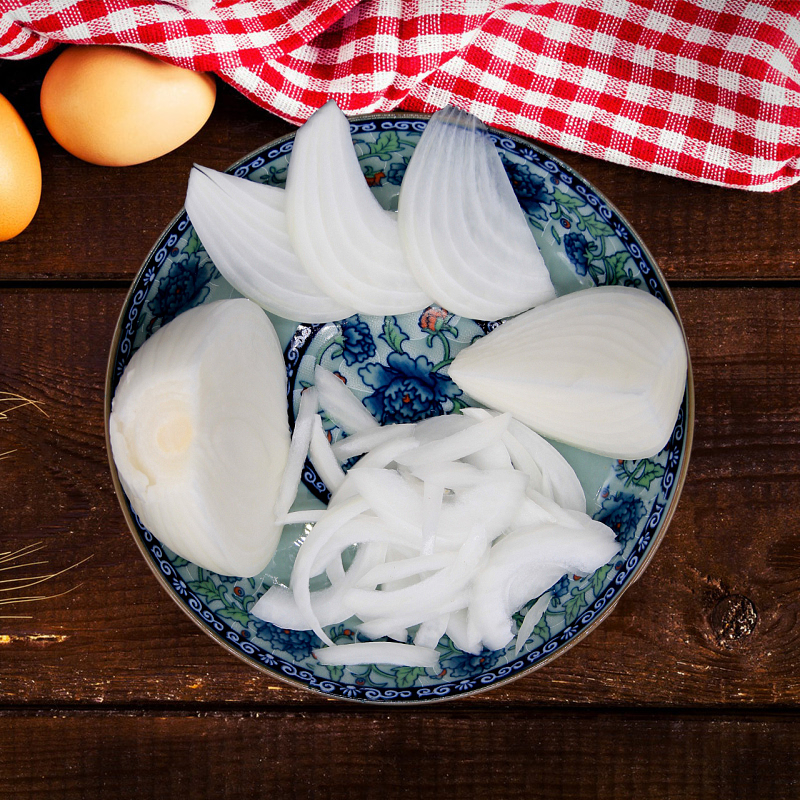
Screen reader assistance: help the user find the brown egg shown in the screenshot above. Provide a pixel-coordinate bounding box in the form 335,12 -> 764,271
0,93 -> 42,241
40,45 -> 216,166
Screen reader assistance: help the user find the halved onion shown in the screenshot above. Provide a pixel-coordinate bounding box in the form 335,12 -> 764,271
449,286 -> 688,458
285,100 -> 430,315
109,299 -> 290,577
398,105 -> 556,319
185,166 -> 355,322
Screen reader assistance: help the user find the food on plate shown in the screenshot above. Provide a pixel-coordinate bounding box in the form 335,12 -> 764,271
252,397 -> 620,665
112,101 -> 688,672
285,100 -> 431,315
397,105 -> 556,319
108,299 -> 290,577
184,101 -> 555,321
185,165 -> 354,322
41,45 -> 216,166
448,286 -> 688,459
0,93 -> 41,241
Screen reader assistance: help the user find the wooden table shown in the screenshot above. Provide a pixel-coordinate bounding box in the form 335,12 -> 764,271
1,54 -> 799,798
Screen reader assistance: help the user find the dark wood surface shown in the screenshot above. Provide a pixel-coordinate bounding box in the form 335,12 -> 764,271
1,56 -> 799,797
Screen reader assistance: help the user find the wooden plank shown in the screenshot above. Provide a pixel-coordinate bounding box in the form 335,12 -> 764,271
0,709 -> 797,799
0,286 -> 798,707
1,57 -> 799,283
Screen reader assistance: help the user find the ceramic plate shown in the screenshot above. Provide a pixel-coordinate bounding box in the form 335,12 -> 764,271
105,113 -> 694,703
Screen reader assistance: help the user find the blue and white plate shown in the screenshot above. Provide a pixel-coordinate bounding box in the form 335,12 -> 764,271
105,114 -> 694,703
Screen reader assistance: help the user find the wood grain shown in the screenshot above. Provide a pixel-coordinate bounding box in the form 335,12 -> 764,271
0,709 -> 797,799
0,286 -> 798,707
1,55 -> 799,283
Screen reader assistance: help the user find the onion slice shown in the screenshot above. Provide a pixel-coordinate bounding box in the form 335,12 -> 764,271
314,366 -> 379,435
313,642 -> 440,668
185,166 -> 354,322
398,105 -> 556,319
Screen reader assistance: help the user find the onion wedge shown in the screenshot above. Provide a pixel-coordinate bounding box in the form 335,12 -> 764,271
185,166 -> 354,322
449,286 -> 688,458
285,100 -> 430,315
398,105 -> 555,319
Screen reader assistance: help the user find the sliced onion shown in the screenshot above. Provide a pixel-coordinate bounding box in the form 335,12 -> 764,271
314,366 -> 378,435
331,423 -> 415,461
514,591 -> 552,656
398,105 -> 555,319
393,412 -> 511,467
448,286 -> 688,458
285,100 -> 430,315
309,414 -> 346,492
185,166 -> 354,322
313,642 -> 440,668
289,495 -> 370,646
274,386 -> 318,521
414,614 -> 450,649
253,540 -> 386,630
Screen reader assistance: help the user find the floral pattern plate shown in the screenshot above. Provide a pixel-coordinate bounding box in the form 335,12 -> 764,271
105,114 -> 694,703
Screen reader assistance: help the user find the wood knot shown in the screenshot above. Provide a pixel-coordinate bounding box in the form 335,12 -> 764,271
710,594 -> 757,644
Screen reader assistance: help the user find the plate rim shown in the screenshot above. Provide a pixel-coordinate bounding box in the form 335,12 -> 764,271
104,111 -> 695,704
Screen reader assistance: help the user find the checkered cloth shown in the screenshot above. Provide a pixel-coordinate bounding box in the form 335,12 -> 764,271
2,0 -> 799,190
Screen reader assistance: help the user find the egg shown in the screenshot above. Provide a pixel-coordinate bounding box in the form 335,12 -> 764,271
40,46 -> 216,167
0,93 -> 42,241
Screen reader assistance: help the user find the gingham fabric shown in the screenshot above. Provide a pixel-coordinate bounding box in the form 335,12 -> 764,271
2,0 -> 799,190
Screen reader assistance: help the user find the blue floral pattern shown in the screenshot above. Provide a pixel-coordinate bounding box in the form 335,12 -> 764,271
341,316 -> 376,365
109,114 -> 691,703
500,152 -> 552,222
146,232 -> 218,332
597,491 -> 647,545
360,351 -> 462,424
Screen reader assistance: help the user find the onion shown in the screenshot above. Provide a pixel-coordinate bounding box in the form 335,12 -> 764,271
313,642 -> 440,668
184,166 -> 355,322
393,412 -> 511,467
109,299 -> 290,577
314,366 -> 379,435
274,386 -> 318,522
514,592 -> 552,656
398,105 -> 556,319
309,414 -> 346,492
330,423 -> 415,461
463,407 -> 585,512
448,286 -> 688,458
285,100 -> 430,315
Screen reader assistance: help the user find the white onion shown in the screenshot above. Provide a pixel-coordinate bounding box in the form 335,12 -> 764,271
274,386 -> 318,522
393,412 -> 511,467
330,423 -> 415,461
314,365 -> 379,435
463,407 -> 585,513
109,299 -> 290,577
398,105 -> 556,319
313,642 -> 440,668
514,592 -> 552,656
184,166 -> 355,322
309,414 -> 346,492
285,100 -> 430,315
448,286 -> 688,458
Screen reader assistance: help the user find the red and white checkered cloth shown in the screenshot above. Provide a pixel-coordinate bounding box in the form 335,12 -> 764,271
2,0 -> 799,191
